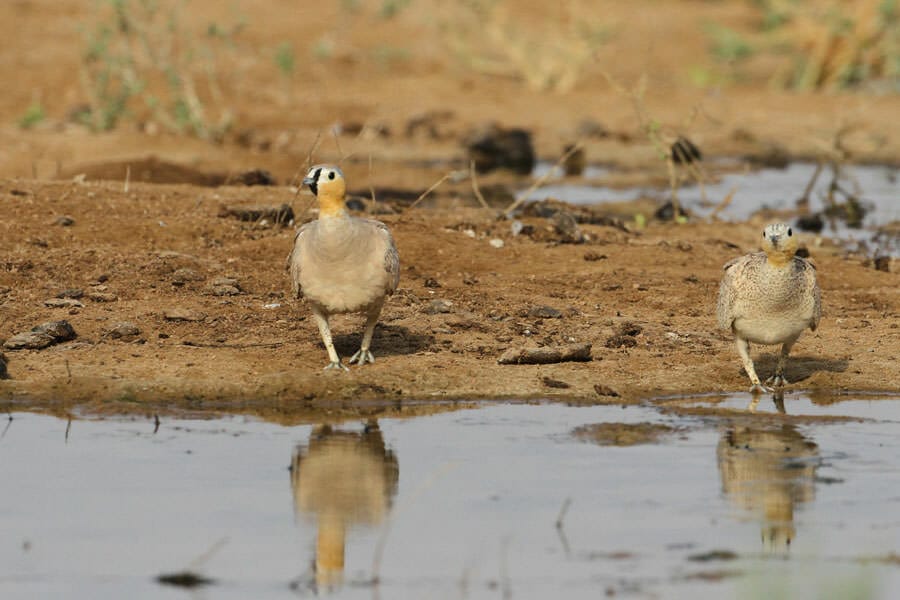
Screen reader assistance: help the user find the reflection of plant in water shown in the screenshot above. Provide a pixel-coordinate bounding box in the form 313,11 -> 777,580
79,0 -> 242,139
432,0 -> 611,93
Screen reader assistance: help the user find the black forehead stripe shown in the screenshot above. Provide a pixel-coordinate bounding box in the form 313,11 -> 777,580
308,168 -> 321,196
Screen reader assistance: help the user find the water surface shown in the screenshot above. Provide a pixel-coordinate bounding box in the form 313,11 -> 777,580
2,394 -> 900,599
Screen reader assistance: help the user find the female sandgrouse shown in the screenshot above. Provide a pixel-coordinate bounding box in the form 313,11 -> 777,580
716,222 -> 821,393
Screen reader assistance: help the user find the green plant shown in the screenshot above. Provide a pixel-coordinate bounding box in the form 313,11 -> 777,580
275,41 -> 296,77
18,101 -> 46,129
79,0 -> 239,139
705,23 -> 755,62
379,0 -> 412,19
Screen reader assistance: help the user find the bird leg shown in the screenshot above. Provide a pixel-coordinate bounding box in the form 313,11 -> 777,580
311,305 -> 347,371
736,337 -> 772,394
349,302 -> 383,366
766,338 -> 796,388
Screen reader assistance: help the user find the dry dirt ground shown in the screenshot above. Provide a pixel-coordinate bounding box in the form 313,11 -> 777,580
1,1 -> 898,417
1,179 -> 897,417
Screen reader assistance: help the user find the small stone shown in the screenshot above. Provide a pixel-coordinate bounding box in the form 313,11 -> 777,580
424,299 -> 453,314
423,277 -> 442,288
3,320 -> 76,350
57,288 -> 84,299
593,384 -> 620,397
605,335 -> 637,349
583,251 -> 607,261
171,268 -> 204,286
527,305 -> 562,319
553,211 -> 584,243
617,321 -> 643,337
209,285 -> 241,296
55,216 -> 75,227
541,376 -> 570,389
163,308 -> 206,322
104,322 -> 141,341
0,352 -> 8,379
489,238 -> 504,248
88,292 -> 118,302
463,229 -> 476,238
44,298 -> 84,308
210,276 -> 239,288
874,256 -> 890,272
93,273 -> 110,283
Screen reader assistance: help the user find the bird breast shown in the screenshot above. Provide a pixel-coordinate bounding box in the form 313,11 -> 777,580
293,217 -> 395,314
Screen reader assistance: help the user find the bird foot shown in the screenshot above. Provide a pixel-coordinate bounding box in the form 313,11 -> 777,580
749,383 -> 774,395
323,361 -> 349,372
349,349 -> 375,366
765,374 -> 789,387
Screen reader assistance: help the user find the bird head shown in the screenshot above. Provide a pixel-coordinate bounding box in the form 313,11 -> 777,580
761,222 -> 798,265
303,165 -> 347,217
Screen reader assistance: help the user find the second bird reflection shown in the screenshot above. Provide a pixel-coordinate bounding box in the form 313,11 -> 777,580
717,421 -> 820,550
290,420 -> 399,591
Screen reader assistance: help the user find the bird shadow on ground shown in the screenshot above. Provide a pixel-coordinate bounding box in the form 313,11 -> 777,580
330,324 -> 435,358
752,354 -> 848,383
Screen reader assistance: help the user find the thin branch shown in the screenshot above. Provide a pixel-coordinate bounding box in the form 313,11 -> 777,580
469,160 -> 492,212
503,142 -> 584,217
405,172 -> 454,213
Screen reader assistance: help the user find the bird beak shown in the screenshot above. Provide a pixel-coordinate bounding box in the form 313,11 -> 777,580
768,234 -> 780,245
302,176 -> 315,186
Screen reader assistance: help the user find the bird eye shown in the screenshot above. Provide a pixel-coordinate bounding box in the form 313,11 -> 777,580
787,227 -> 792,236
328,171 -> 335,180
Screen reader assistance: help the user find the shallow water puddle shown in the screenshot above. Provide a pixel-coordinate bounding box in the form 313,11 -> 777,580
532,162 -> 900,255
1,397 -> 899,599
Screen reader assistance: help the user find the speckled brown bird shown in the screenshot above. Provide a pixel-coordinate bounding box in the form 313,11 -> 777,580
716,222 -> 821,393
288,165 -> 400,371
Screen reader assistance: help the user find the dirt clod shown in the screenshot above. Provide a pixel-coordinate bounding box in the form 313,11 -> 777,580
163,308 -> 206,322
593,384 -> 620,397
104,322 -> 142,342
541,376 -> 571,389
3,320 -> 77,350
498,342 -> 592,365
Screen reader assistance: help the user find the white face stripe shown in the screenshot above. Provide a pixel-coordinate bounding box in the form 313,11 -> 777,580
306,165 -> 344,185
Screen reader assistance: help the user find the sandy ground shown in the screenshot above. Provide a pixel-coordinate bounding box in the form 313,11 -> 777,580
1,1 -> 898,416
1,178 -> 897,417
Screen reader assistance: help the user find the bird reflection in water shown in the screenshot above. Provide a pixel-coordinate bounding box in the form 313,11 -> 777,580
290,420 -> 399,592
717,409 -> 820,550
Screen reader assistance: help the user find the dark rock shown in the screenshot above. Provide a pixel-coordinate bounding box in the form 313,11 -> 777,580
208,276 -> 241,296
617,321 -> 643,337
795,213 -> 824,233
747,143 -> 791,169
57,288 -> 84,299
541,376 -> 570,389
593,384 -> 620,397
553,211 -> 585,243
0,352 -> 8,379
527,306 -> 562,319
465,123 -> 535,175
874,256 -> 891,272
218,204 -> 294,225
55,216 -> 75,227
231,169 -> 277,186
104,322 -> 141,341
605,335 -> 638,349
654,200 -> 690,222
423,278 -> 441,288
670,136 -> 702,165
3,320 -> 77,350
156,571 -> 215,588
583,251 -> 608,261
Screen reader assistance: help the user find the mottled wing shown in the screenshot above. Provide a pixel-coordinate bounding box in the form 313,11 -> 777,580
716,254 -> 752,331
798,257 -> 821,331
286,222 -> 315,298
368,219 -> 400,294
